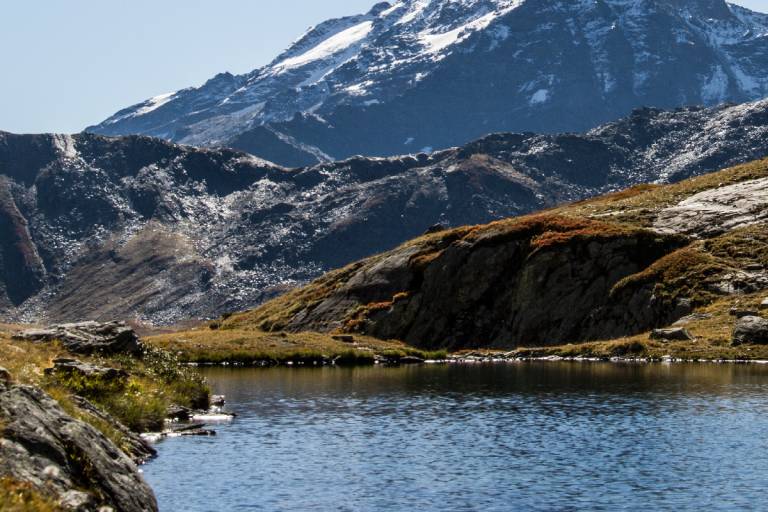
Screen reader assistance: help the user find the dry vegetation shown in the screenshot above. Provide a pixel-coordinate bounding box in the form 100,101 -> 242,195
0,478 -> 61,512
0,325 -> 208,434
555,157 -> 768,226
147,328 -> 446,364
512,293 -> 768,360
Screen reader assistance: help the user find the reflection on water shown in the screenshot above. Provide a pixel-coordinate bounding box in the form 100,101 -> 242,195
144,363 -> 768,511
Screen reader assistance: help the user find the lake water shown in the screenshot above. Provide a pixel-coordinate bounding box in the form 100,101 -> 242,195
143,363 -> 768,511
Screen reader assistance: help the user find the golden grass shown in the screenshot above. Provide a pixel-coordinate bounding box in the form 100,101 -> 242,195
162,158 -> 768,362
514,293 -> 768,360
554,158 -> 768,226
0,325 -> 208,434
0,478 -> 61,512
147,328 -> 445,364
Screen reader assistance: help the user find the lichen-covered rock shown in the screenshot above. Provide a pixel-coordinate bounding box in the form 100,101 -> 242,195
733,316 -> 768,346
13,321 -> 141,356
0,381 -> 158,512
45,358 -> 128,381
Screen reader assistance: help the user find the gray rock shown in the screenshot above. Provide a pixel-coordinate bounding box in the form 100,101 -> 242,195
730,307 -> 759,318
69,395 -> 156,464
14,321 -> 142,356
650,328 -> 695,342
166,404 -> 192,422
45,358 -> 127,381
673,313 -> 712,326
58,490 -> 95,511
733,316 -> 768,346
0,381 -> 158,512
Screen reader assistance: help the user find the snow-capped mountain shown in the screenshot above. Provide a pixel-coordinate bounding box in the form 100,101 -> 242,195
5,98 -> 768,324
89,0 -> 768,166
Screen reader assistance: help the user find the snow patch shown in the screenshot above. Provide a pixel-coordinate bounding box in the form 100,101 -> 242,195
529,89 -> 550,105
134,92 -> 176,116
701,65 -> 730,103
420,10 -> 514,54
276,21 -> 374,70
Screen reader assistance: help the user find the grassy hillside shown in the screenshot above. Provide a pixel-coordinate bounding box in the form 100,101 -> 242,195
158,158 -> 768,360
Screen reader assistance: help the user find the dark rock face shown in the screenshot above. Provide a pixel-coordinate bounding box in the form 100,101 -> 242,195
14,322 -> 142,356
2,99 -> 768,324
259,216 -> 690,349
732,316 -> 768,345
88,0 -> 768,167
0,381 -> 158,512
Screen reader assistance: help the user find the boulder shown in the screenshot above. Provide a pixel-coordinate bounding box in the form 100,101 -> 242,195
13,321 -> 142,356
45,358 -> 127,381
0,381 -> 158,512
650,327 -> 694,341
673,313 -> 712,325
0,366 -> 10,383
733,316 -> 768,345
210,395 -> 226,407
760,298 -> 768,310
730,307 -> 759,318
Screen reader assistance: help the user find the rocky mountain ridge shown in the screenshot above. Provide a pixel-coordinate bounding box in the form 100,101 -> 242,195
2,98 -> 768,325
230,157 -> 768,350
89,0 -> 768,166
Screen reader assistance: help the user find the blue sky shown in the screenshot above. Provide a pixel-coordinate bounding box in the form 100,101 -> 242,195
1,0 -> 765,134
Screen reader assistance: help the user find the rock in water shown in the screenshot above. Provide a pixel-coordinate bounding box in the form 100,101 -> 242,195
13,321 -> 142,356
0,381 -> 158,511
733,316 -> 768,345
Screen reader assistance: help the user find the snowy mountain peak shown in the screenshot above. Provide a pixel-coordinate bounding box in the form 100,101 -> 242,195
90,0 -> 768,167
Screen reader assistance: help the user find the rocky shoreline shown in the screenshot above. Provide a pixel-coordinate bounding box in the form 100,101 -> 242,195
0,321 -> 214,511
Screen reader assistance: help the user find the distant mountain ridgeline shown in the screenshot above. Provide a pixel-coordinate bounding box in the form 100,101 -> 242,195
89,0 -> 768,166
1,98 -> 768,324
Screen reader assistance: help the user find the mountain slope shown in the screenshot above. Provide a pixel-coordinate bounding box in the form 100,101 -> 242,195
2,98 -> 768,324
89,0 -> 768,166
228,157 -> 768,351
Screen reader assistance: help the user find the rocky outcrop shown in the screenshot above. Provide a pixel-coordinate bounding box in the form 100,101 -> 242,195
45,358 -> 128,381
650,328 -> 694,342
241,215 -> 690,349
654,177 -> 768,237
14,321 -> 142,356
0,381 -> 158,512
68,395 -> 156,464
238,160 -> 768,350
732,316 -> 768,345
